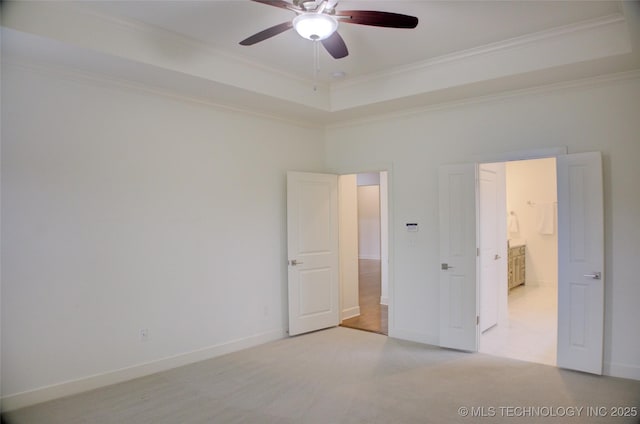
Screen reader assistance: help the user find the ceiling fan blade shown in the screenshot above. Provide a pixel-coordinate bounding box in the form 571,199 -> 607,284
321,31 -> 348,59
249,0 -> 299,12
239,21 -> 294,46
336,10 -> 418,29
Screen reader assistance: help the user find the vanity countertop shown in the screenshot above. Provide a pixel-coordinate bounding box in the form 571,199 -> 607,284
509,239 -> 526,247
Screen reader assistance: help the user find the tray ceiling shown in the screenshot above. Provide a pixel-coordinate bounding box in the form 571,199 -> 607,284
3,1 -> 639,124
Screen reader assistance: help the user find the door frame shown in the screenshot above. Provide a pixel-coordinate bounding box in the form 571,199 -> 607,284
330,165 -> 394,335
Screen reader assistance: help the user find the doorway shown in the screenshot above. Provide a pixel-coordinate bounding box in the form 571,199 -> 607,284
479,158 -> 558,366
439,150 -> 604,373
339,172 -> 389,335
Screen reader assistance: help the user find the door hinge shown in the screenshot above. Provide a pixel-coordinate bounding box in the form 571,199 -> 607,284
476,316 -> 480,325
477,248 -> 480,257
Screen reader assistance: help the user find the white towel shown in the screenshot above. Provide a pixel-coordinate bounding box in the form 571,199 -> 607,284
536,203 -> 555,235
508,213 -> 519,233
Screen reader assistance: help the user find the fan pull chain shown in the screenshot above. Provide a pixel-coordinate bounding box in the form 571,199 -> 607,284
313,40 -> 319,92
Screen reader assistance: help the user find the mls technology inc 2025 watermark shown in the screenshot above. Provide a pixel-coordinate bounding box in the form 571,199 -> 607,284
457,405 -> 638,419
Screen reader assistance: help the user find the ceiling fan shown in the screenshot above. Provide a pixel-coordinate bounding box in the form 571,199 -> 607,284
239,0 -> 419,59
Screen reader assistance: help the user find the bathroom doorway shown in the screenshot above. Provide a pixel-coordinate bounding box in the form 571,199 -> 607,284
479,158 -> 558,366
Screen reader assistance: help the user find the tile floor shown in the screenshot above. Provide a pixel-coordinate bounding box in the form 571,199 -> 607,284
480,283 -> 558,366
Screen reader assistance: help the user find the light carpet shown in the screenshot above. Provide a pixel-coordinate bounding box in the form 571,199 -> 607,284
3,327 -> 639,423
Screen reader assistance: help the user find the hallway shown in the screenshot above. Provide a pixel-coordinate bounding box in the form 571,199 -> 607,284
341,259 -> 388,335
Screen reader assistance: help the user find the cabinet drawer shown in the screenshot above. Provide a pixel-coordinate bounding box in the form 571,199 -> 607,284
509,246 -> 525,256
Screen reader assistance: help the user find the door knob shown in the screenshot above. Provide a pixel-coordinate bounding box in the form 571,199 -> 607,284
290,259 -> 303,266
494,254 -> 501,260
441,263 -> 454,270
583,272 -> 601,280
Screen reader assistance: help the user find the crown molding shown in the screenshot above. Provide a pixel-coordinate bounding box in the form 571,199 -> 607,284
69,3 -> 325,90
2,57 -> 326,130
326,69 -> 640,130
5,41 -> 639,131
3,2 -> 637,123
329,13 -> 632,111
2,1 -> 331,110
333,13 -> 627,91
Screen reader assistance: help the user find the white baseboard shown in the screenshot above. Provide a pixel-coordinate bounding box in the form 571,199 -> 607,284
341,306 -> 361,320
358,255 -> 380,260
605,361 -> 640,381
1,329 -> 285,412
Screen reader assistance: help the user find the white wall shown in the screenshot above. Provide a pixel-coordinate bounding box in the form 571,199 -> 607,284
0,55 -> 3,410
357,186 -> 381,260
2,61 -> 639,412
506,158 -> 558,286
339,174 -> 359,319
1,63 -> 325,406
325,75 -> 640,380
357,172 -> 380,186
379,171 -> 389,306
356,172 -> 382,262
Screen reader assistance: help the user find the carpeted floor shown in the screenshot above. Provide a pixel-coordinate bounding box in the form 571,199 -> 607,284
3,327 -> 640,423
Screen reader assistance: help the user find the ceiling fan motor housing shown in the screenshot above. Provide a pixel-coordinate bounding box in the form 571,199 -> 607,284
293,13 -> 338,40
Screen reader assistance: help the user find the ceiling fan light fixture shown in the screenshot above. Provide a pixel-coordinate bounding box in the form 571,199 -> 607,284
293,13 -> 338,41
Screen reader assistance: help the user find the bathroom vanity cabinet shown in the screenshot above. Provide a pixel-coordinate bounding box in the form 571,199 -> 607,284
508,245 -> 526,290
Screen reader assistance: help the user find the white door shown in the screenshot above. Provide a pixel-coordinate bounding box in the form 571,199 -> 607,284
287,172 -> 340,336
439,164 -> 478,351
556,152 -> 604,374
478,163 -> 506,332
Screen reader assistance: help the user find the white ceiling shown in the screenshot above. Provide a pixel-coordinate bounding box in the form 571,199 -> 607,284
82,0 -> 621,81
3,1 -> 640,124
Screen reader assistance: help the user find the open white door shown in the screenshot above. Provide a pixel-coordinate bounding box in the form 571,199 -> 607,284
439,164 -> 478,351
478,163 -> 506,332
287,172 -> 340,336
557,152 -> 604,374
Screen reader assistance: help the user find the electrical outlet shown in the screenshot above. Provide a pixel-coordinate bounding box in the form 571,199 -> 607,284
140,328 -> 149,341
